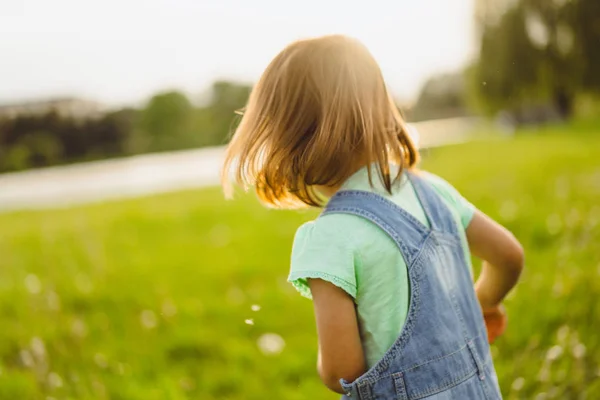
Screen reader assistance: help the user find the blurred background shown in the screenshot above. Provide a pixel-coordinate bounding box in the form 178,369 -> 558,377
0,0 -> 599,399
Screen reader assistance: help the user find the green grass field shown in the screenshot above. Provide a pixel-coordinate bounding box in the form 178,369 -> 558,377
1,121 -> 599,399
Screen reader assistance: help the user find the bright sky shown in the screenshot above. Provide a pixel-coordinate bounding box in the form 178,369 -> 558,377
0,0 -> 475,107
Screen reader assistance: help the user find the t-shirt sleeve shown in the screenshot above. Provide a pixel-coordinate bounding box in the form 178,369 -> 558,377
288,220 -> 357,300
423,172 -> 476,229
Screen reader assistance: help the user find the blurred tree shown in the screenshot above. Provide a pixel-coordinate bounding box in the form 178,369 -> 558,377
474,0 -> 514,31
471,0 -> 600,118
85,110 -> 134,158
574,0 -> 600,92
138,91 -> 195,152
0,110 -> 131,172
469,4 -> 543,114
1,131 -> 63,171
410,72 -> 469,121
192,107 -> 216,147
94,108 -> 140,156
205,81 -> 251,145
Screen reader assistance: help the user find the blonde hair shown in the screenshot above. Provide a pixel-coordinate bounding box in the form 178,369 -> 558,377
222,35 -> 419,208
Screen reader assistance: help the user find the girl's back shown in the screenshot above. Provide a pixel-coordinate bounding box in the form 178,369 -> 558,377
290,167 -> 475,367
314,170 -> 502,398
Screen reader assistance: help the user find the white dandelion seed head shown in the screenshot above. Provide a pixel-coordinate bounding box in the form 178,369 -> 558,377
71,319 -> 88,338
140,310 -> 158,329
25,274 -> 42,294
557,325 -> 569,343
47,372 -> 63,388
161,300 -> 178,317
511,377 -> 525,391
572,343 -> 586,359
257,333 -> 285,355
20,349 -> 34,368
30,337 -> 46,360
546,345 -> 563,361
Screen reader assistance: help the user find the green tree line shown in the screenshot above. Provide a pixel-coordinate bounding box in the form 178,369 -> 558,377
0,81 -> 251,173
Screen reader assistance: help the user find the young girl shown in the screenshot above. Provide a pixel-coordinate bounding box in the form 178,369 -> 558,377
222,35 -> 523,399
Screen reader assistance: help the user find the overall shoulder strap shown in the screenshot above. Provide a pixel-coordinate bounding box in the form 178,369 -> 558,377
322,189 -> 430,268
406,171 -> 460,235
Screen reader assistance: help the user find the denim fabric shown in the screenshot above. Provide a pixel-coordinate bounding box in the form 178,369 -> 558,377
322,171 -> 502,400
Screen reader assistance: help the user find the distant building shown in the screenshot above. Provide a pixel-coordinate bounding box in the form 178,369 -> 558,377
0,97 -> 104,119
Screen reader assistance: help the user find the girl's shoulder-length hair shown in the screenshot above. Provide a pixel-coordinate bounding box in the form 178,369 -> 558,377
222,35 -> 419,209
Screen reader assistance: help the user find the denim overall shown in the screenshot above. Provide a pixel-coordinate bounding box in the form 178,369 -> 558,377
322,171 -> 502,400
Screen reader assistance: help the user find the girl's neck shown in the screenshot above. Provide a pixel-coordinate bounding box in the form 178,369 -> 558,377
315,185 -> 341,199
315,161 -> 369,199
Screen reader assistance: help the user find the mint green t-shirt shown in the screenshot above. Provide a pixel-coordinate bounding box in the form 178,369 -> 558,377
288,167 -> 476,367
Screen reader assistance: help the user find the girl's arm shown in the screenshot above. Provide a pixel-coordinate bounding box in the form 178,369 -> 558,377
308,278 -> 366,394
466,210 -> 524,309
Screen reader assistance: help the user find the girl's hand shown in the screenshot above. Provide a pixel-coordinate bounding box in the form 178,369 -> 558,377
482,304 -> 507,344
